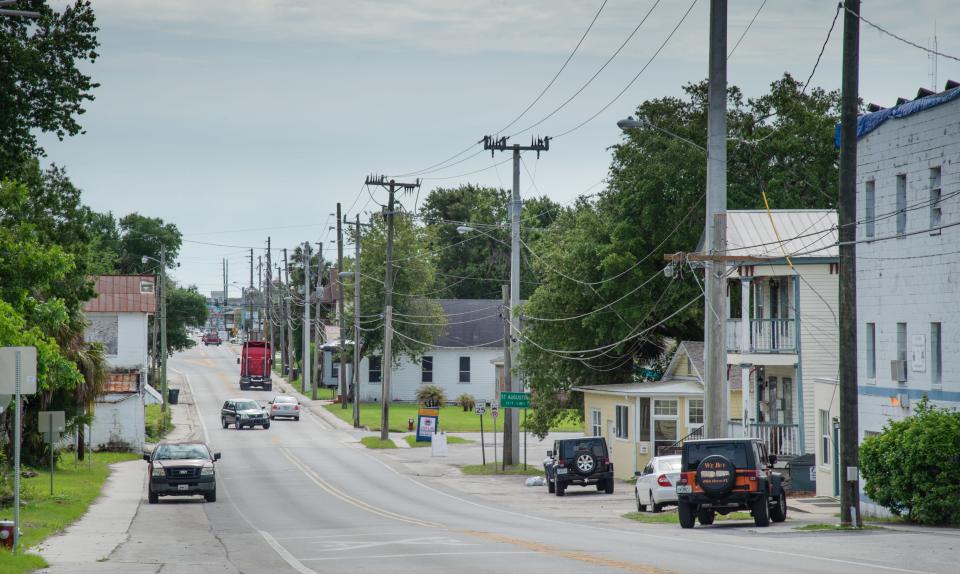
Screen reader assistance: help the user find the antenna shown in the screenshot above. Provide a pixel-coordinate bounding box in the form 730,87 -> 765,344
929,20 -> 938,91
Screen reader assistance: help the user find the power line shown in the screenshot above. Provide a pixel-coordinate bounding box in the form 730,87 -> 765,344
727,0 -> 767,59
847,5 -> 960,63
803,3 -> 841,93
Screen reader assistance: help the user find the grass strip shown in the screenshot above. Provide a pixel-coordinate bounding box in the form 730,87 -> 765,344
622,511 -> 753,524
144,404 -> 173,442
325,403 -> 581,433
461,463 -> 544,476
404,435 -> 475,448
360,436 -> 397,449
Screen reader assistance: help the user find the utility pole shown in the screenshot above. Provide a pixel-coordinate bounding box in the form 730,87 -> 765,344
302,242 -> 311,394
838,0 -> 862,528
366,175 -> 421,440
223,258 -> 228,333
284,249 -> 295,379
160,247 -> 168,414
337,203 -> 348,408
277,264 -> 287,374
481,135 -> 550,465
258,255 -> 264,339
702,0 -> 728,439
248,248 -> 254,341
352,215 -> 363,428
312,242 -> 324,401
267,238 -> 273,362
501,284 -> 511,470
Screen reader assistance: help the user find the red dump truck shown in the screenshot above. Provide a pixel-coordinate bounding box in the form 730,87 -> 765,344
238,341 -> 272,391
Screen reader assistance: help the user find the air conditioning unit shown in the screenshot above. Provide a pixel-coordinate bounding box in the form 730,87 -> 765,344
890,359 -> 908,383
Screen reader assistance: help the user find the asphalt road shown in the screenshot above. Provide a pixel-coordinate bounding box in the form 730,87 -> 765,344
98,344 -> 957,574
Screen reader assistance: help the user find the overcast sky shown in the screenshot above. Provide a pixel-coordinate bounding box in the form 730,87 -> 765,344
39,0 -> 959,296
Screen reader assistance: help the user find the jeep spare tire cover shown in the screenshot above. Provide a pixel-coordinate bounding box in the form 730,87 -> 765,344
696,455 -> 737,495
574,451 -> 596,476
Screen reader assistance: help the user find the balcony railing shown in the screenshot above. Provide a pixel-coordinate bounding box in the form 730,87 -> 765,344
726,422 -> 801,457
726,318 -> 797,353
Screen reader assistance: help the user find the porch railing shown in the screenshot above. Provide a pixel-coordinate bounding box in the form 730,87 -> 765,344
726,318 -> 797,353
726,421 -> 801,457
656,425 -> 704,456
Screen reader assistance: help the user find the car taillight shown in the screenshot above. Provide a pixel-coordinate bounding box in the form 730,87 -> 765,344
741,470 -> 759,481
293,405 -> 300,410
557,459 -> 566,468
272,404 -> 279,410
657,474 -> 672,487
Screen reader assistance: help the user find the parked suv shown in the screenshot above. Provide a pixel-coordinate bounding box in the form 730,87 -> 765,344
221,398 -> 270,430
543,437 -> 614,496
676,438 -> 786,528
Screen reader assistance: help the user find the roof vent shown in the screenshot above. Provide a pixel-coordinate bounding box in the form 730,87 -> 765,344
916,87 -> 935,98
895,97 -> 910,106
866,103 -> 885,112
946,80 -> 960,90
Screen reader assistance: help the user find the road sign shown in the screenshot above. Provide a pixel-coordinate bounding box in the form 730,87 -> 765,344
416,407 -> 439,442
0,347 -> 37,394
474,405 -> 486,416
39,411 -> 66,441
499,391 -> 529,408
490,404 -> 499,419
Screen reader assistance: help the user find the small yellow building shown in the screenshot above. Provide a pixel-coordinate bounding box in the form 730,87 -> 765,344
574,341 -> 743,480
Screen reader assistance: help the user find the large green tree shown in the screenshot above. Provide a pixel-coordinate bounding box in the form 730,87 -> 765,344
163,283 -> 208,353
0,1 -> 99,175
520,74 -> 841,436
116,213 -> 182,273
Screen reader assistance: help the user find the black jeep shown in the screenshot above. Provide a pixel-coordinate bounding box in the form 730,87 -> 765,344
543,437 -> 615,496
675,438 -> 786,528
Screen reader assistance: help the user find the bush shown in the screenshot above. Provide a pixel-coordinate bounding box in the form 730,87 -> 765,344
415,385 -> 446,407
859,397 -> 960,525
456,393 -> 476,412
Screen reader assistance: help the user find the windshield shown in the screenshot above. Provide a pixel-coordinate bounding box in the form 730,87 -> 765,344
154,443 -> 210,460
684,442 -> 749,471
658,458 -> 682,472
235,400 -> 260,410
560,439 -> 606,459
274,396 -> 296,404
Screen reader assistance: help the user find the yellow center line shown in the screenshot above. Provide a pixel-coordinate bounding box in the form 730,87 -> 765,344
462,530 -> 676,574
280,448 -> 442,529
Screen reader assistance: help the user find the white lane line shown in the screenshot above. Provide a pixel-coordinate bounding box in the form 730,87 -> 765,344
273,531 -> 412,541
300,551 -> 537,562
259,529 -> 316,574
359,453 -> 936,574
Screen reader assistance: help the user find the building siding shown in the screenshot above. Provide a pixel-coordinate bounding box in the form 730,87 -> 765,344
356,348 -> 502,404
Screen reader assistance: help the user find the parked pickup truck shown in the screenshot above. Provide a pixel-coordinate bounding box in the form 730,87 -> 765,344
238,341 -> 272,391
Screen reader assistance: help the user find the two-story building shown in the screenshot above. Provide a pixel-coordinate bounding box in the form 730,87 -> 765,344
83,275 -> 159,451
853,83 -> 960,512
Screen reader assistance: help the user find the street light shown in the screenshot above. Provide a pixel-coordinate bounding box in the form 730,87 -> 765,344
618,116 -> 707,154
142,251 -> 168,413
0,0 -> 40,18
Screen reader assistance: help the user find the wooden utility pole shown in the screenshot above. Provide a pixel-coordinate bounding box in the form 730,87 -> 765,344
501,284 -> 511,471
278,264 -> 287,375
481,134 -> 550,466
366,175 -> 420,440
266,238 -> 273,361
312,242 -> 324,401
337,202 -> 348,408
248,248 -> 254,341
284,250 -> 295,378
352,215 -> 364,428
302,242 -> 311,394
838,0 -> 862,528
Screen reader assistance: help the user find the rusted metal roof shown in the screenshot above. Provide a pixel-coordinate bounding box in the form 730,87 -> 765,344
83,275 -> 157,313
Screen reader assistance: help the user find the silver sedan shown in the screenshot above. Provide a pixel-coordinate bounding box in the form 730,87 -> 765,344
268,395 -> 300,421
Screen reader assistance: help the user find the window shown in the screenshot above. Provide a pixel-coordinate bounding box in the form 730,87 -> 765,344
139,280 -> 155,294
866,323 -> 876,379
368,356 -> 382,383
654,399 -> 678,417
615,405 -> 629,439
687,398 -> 704,426
819,409 -> 831,466
896,322 -> 908,383
930,167 -> 942,233
591,409 -> 602,437
638,398 -> 650,441
931,322 -> 942,387
331,360 -> 339,379
458,356 -> 471,383
896,174 -> 907,235
421,356 -> 433,383
864,180 -> 876,238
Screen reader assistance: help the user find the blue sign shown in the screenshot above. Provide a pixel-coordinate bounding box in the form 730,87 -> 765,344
416,407 -> 439,442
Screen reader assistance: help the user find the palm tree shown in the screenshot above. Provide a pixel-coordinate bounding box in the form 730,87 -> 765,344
56,310 -> 108,460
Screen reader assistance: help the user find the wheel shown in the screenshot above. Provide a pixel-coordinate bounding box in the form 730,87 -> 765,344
604,478 -> 615,494
698,508 -> 716,525
555,482 -> 566,497
573,451 -> 597,476
548,477 -> 555,493
221,417 -> 228,429
205,489 -> 217,503
265,384 -> 272,391
635,490 -> 646,512
752,495 -> 771,527
148,490 -> 158,504
239,383 -> 248,391
678,501 -> 696,529
294,416 -> 300,421
236,420 -> 243,430
263,423 -> 270,430
770,491 -> 787,523
650,491 -> 662,513
269,415 -> 275,421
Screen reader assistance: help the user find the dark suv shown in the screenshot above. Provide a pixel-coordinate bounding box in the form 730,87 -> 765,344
221,398 -> 270,430
543,437 -> 615,496
676,438 -> 786,528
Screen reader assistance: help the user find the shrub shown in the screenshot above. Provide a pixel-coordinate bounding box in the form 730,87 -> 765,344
456,393 -> 476,412
415,385 -> 446,407
859,397 -> 960,525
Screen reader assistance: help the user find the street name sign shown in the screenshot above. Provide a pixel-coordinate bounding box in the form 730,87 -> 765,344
499,391 -> 529,408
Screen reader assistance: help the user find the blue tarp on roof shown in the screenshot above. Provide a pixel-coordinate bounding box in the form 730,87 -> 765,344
835,85 -> 960,147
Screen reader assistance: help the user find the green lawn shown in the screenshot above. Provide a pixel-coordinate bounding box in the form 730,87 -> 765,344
623,511 -> 752,524
461,463 -> 544,476
0,452 -> 140,573
144,404 -> 173,442
285,377 -> 335,400
325,403 -> 581,433
360,437 -> 397,449
404,435 -> 475,448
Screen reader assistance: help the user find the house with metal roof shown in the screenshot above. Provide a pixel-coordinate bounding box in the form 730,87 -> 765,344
82,275 -> 159,451
353,300 -> 505,405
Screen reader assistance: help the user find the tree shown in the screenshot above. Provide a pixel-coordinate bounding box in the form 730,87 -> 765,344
0,1 -> 100,175
519,74 -> 841,436
419,185 -> 561,299
163,284 -> 208,354
117,213 -> 182,273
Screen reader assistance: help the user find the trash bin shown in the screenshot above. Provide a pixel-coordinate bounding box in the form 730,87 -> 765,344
787,453 -> 816,493
168,388 -> 180,405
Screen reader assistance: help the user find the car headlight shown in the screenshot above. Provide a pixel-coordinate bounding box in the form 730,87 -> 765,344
151,467 -> 165,477
201,465 -> 215,476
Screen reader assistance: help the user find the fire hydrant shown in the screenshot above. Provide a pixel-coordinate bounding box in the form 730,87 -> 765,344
408,418 -> 415,431
0,520 -> 15,550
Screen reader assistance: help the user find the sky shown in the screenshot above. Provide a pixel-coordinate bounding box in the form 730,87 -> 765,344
38,0 -> 960,296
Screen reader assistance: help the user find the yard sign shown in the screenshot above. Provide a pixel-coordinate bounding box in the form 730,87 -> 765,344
416,407 -> 439,442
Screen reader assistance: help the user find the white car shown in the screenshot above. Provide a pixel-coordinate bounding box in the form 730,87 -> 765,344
634,455 -> 682,512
